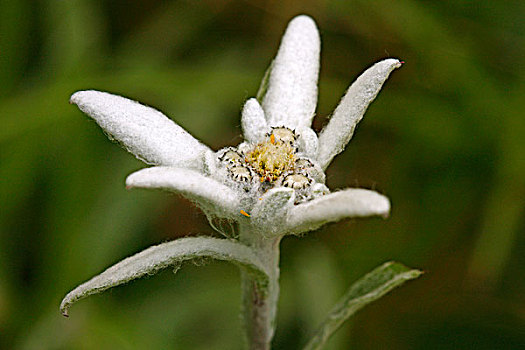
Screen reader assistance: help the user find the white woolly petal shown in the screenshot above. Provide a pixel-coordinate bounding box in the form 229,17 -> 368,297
317,59 -> 402,170
262,15 -> 320,129
71,90 -> 211,170
241,98 -> 269,144
126,167 -> 241,218
296,127 -> 319,159
203,148 -> 220,177
286,188 -> 390,234
311,183 -> 330,197
251,188 -> 295,237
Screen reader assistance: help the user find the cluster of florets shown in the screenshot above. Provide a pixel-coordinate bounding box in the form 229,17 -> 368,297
217,127 -> 325,203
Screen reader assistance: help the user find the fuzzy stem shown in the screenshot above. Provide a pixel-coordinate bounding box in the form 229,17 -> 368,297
239,224 -> 281,350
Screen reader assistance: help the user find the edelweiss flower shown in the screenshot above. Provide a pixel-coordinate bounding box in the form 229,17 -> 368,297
61,14 -> 403,347
68,16 -> 399,237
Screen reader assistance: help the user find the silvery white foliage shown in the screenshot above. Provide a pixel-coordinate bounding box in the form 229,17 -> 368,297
262,16 -> 320,129
250,188 -> 295,237
63,14 -> 401,335
286,189 -> 391,235
126,167 -> 241,218
60,237 -> 269,316
317,58 -> 402,170
296,127 -> 319,159
242,98 -> 269,144
71,90 -> 211,171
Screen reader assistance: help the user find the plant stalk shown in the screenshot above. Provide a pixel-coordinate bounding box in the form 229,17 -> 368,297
239,224 -> 281,350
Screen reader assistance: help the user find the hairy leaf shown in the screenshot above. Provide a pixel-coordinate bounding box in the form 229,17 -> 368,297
60,237 -> 269,316
303,261 -> 422,350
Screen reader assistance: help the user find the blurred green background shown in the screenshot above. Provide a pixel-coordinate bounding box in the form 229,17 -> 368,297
1,0 -> 524,349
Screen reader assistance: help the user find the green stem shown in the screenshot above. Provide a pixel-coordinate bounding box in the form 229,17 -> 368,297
239,224 -> 281,350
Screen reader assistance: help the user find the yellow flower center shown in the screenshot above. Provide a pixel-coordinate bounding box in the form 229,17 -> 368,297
245,140 -> 296,182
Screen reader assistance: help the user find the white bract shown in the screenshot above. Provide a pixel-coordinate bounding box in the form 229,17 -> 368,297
62,15 -> 403,348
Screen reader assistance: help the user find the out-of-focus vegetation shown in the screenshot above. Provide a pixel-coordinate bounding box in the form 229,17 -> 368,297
1,0 -> 524,349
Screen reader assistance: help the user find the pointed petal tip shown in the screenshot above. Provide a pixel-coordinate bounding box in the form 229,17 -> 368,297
380,202 -> 391,219
286,14 -> 320,48
125,175 -> 135,188
381,58 -> 404,70
244,97 -> 258,106
381,198 -> 391,218
289,14 -> 318,29
348,188 -> 391,218
60,300 -> 70,317
70,90 -> 118,109
71,90 -> 131,107
70,90 -> 97,105
242,97 -> 265,118
69,90 -> 83,104
125,171 -> 150,189
369,190 -> 391,218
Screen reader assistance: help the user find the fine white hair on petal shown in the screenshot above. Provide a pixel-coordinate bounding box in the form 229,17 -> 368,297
286,188 -> 391,234
250,188 -> 295,237
126,166 -> 241,218
317,59 -> 402,170
262,15 -> 320,130
203,149 -> 219,177
241,98 -> 269,144
60,237 -> 269,316
295,127 -> 319,159
71,90 -> 211,171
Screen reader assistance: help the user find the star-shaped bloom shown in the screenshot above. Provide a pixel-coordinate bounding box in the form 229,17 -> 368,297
61,15 -> 403,330
70,16 -> 400,238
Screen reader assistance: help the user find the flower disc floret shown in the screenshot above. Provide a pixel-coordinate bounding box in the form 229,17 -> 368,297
245,141 -> 296,182
216,126 -> 319,203
267,126 -> 298,147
